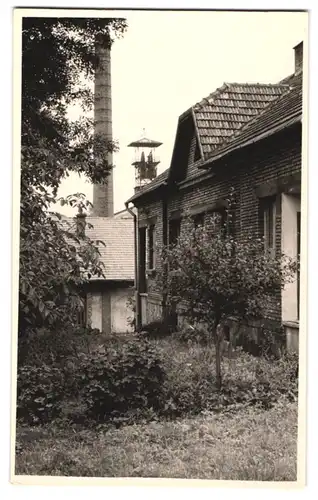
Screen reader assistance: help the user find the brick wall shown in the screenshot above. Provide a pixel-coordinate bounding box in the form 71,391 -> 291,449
136,125 -> 301,331
138,200 -> 163,295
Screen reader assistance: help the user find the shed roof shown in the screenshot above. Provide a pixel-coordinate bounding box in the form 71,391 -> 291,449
63,216 -> 134,282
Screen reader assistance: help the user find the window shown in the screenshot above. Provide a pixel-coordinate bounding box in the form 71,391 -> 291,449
261,196 -> 276,253
169,218 -> 181,247
205,209 -> 227,236
193,213 -> 205,228
147,224 -> 155,270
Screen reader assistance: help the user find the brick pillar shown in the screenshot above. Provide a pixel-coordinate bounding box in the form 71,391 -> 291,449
93,37 -> 114,217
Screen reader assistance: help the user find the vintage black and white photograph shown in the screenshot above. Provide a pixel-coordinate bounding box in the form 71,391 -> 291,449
12,8 -> 308,483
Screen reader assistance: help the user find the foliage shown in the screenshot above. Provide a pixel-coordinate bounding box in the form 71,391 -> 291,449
17,364 -> 65,425
254,351 -> 299,400
172,325 -> 211,345
19,17 -> 127,336
19,206 -> 106,335
258,325 -> 286,358
126,288 -> 136,330
16,333 -> 298,428
157,206 -> 297,387
139,320 -> 175,339
79,336 -> 165,424
15,397 -> 298,480
153,338 -> 298,418
18,324 -> 101,367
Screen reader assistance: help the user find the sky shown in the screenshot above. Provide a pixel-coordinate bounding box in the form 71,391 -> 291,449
57,10 -> 308,216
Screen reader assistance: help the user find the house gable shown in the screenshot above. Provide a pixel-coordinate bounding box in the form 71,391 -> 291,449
167,111 -> 202,185
167,81 -> 290,188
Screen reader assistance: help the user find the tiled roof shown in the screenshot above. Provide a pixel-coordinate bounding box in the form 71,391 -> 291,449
202,75 -> 302,165
126,169 -> 169,203
62,216 -> 134,282
86,217 -> 134,281
126,73 -> 301,202
193,82 -> 290,158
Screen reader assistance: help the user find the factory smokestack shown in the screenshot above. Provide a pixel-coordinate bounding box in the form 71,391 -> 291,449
93,35 -> 114,217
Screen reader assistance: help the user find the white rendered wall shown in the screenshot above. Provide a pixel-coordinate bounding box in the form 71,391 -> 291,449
281,193 -> 300,323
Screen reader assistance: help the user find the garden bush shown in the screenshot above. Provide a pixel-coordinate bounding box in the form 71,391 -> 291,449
80,335 -> 165,424
139,319 -> 175,339
16,331 -> 298,428
172,325 -> 211,346
155,339 -> 298,418
18,325 -> 101,367
17,364 -> 65,425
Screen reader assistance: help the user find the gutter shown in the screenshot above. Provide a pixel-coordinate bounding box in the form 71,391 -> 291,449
127,179 -> 168,205
125,201 -> 141,330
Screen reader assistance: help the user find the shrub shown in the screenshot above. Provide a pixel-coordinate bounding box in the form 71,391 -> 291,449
258,326 -> 286,358
254,351 -> 298,401
17,364 -> 65,425
172,325 -> 211,346
155,339 -> 298,418
157,207 -> 297,388
80,336 -> 165,424
139,320 -> 173,339
18,325 -> 101,367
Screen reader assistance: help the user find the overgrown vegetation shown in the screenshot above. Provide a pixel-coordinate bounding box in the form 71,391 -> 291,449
16,19 -> 299,481
19,18 -> 127,339
157,203 -> 297,388
16,335 -> 298,427
15,330 -> 299,479
15,396 -> 298,480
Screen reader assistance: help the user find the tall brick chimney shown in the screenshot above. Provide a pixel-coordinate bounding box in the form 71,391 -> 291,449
293,41 -> 303,75
93,35 -> 114,217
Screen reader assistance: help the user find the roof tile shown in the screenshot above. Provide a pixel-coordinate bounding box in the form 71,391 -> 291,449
202,75 -> 302,164
127,73 -> 302,202
193,82 -> 290,157
62,217 -> 134,281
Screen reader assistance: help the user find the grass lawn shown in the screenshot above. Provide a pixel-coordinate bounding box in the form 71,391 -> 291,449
15,397 -> 298,481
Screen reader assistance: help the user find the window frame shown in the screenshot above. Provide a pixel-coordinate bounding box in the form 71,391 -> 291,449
260,196 -> 277,255
147,223 -> 156,271
205,207 -> 228,237
193,212 -> 205,229
168,217 -> 181,247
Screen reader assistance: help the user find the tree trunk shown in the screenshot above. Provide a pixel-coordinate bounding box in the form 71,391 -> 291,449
212,322 -> 222,389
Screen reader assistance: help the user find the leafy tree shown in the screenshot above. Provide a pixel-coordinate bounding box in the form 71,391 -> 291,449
19,18 -> 127,338
158,208 -> 297,389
